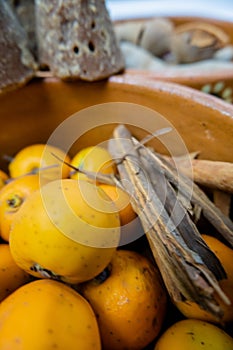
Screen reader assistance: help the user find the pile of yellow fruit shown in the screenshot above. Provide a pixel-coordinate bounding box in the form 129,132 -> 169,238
0,143 -> 233,350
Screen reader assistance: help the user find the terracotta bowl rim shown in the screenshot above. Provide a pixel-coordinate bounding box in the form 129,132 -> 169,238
108,73 -> 233,117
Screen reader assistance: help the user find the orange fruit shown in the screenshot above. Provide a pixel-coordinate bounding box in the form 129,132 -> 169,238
10,179 -> 120,284
8,143 -> 71,180
154,319 -> 233,350
70,146 -> 116,182
0,279 -> 101,350
0,169 -> 9,190
174,234 -> 233,324
0,174 -> 46,242
98,184 -> 137,226
81,249 -> 167,350
0,244 -> 30,302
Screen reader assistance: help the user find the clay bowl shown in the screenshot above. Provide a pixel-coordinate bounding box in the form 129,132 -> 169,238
0,73 -> 233,168
0,74 -> 233,348
117,16 -> 233,102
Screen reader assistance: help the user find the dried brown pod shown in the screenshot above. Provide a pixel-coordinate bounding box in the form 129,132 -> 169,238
0,1 -> 37,94
35,0 -> 125,81
108,124 -> 232,319
171,21 -> 229,63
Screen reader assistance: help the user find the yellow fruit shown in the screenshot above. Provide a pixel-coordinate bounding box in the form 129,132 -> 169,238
174,234 -> 233,324
0,174 -> 46,242
154,319 -> 233,350
70,146 -> 116,182
81,249 -> 167,350
0,244 -> 30,302
10,179 -> 120,283
9,143 -> 71,180
0,279 -> 101,350
98,184 -> 137,226
0,170 -> 9,190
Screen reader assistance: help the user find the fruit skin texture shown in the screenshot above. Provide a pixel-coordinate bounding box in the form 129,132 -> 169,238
154,319 -> 233,350
0,174 -> 46,242
174,234 -> 233,324
8,143 -> 71,180
81,249 -> 167,350
0,244 -> 30,302
70,146 -> 116,181
10,179 -> 120,284
0,279 -> 101,350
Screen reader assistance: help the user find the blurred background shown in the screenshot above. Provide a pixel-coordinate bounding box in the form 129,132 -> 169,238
106,0 -> 233,22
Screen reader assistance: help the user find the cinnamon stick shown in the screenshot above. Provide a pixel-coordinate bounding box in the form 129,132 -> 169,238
170,157 -> 233,193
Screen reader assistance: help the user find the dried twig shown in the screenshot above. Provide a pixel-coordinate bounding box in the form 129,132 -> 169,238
166,156 -> 233,193
51,152 -> 118,186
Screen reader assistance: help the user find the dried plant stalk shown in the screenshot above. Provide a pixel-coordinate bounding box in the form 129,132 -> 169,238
137,145 -> 226,279
155,153 -> 233,246
108,124 -> 231,319
167,156 -> 233,194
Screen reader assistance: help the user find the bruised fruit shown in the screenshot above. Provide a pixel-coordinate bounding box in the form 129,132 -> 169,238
0,279 -> 101,350
154,319 -> 233,350
10,179 -> 120,283
70,145 -> 116,182
0,244 -> 30,302
81,249 -> 167,350
0,174 -> 47,242
8,143 -> 71,180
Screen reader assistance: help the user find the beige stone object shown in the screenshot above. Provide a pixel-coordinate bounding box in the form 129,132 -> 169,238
35,0 -> 125,81
0,1 -> 37,94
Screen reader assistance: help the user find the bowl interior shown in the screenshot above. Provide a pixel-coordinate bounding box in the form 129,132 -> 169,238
0,75 -> 233,172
